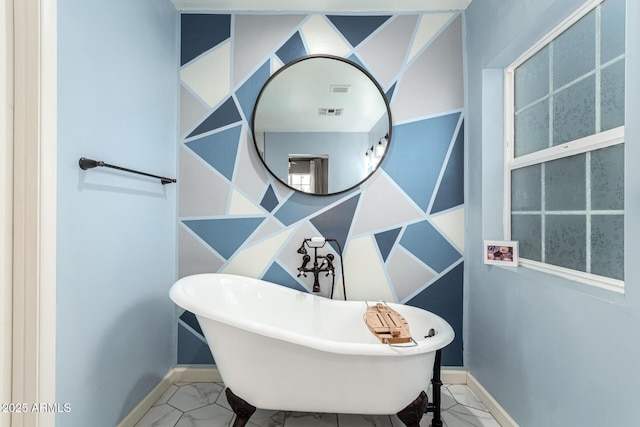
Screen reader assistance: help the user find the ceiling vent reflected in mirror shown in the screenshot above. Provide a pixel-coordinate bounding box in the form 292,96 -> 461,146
330,84 -> 351,93
318,108 -> 344,116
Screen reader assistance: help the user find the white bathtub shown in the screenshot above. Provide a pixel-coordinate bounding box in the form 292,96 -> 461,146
170,273 -> 454,416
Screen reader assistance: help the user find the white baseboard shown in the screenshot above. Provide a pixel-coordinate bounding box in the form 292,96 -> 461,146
171,365 -> 223,383
117,367 -> 517,427
441,368 -> 468,385
115,366 -> 221,427
467,372 -> 519,427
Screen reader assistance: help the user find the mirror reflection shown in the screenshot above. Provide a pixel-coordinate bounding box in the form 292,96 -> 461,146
252,56 -> 391,195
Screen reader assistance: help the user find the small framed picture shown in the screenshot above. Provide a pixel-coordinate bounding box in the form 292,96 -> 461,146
484,240 -> 519,266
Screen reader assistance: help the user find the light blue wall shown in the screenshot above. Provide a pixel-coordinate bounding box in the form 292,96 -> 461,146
57,1 -> 178,426
465,1 -> 640,426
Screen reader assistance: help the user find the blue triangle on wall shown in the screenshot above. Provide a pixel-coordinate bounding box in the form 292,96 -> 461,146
431,121 -> 465,214
399,219 -> 461,273
386,82 -> 397,103
274,190 -> 356,226
262,262 -> 308,293
382,112 -> 461,212
347,54 -> 367,71
187,97 -> 242,139
236,60 -> 271,122
276,32 -> 307,65
327,15 -> 392,47
406,262 -> 463,366
181,14 -> 231,66
375,227 -> 402,262
179,310 -> 203,337
183,217 -> 265,259
309,194 -> 360,249
185,124 -> 242,181
177,323 -> 214,364
260,185 -> 279,212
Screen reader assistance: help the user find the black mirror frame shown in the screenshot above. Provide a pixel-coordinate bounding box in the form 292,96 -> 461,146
251,54 -> 392,196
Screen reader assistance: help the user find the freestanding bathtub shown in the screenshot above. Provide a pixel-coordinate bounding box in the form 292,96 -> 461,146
170,273 -> 454,426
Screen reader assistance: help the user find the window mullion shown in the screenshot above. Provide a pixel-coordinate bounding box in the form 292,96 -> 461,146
595,4 -> 602,134
509,126 -> 624,170
541,163 -> 546,263
549,42 -> 554,149
586,152 -> 592,274
543,38 -> 553,264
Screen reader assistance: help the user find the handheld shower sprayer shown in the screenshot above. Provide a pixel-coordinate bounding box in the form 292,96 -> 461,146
296,243 -> 308,254
307,237 -> 327,247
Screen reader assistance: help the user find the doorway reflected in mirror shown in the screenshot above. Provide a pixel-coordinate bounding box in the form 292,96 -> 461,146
288,156 -> 328,194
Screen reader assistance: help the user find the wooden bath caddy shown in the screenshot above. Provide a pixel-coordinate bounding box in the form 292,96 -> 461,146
365,303 -> 412,344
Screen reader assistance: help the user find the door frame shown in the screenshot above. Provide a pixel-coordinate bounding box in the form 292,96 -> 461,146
1,0 -> 14,423
9,0 -> 57,425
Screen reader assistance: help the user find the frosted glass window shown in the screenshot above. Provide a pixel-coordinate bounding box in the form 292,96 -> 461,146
507,0 -> 625,287
515,46 -> 549,110
515,100 -> 549,156
553,11 -> 595,90
511,215 -> 541,262
545,215 -> 587,272
545,154 -> 586,211
552,76 -> 596,146
601,60 -> 625,131
590,144 -> 624,210
512,0 -> 625,159
591,215 -> 624,280
511,147 -> 624,280
511,165 -> 541,211
600,0 -> 625,63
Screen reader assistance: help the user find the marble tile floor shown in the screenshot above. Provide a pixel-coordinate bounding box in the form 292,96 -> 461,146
134,381 -> 502,427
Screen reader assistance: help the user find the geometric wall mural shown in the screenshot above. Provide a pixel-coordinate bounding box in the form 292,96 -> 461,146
178,13 -> 465,366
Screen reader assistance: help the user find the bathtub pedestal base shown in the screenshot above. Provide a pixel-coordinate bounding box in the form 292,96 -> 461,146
226,388 -> 256,427
396,391 -> 429,427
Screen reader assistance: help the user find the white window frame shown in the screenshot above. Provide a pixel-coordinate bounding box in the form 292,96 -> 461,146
504,0 -> 625,293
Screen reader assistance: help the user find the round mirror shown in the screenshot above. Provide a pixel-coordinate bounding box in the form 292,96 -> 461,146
252,55 -> 391,195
